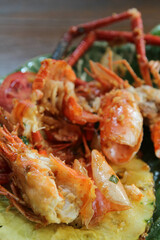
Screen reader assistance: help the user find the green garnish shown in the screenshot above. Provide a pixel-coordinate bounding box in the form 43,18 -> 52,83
20,136 -> 29,145
149,201 -> 154,206
109,175 -> 119,184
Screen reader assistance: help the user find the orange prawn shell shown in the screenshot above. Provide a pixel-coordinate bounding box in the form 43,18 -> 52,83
11,100 -> 36,127
100,89 -> 143,163
32,59 -> 77,90
50,154 -> 96,226
100,89 -> 143,146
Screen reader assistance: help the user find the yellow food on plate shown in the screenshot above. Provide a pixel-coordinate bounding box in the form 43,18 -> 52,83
0,157 -> 155,240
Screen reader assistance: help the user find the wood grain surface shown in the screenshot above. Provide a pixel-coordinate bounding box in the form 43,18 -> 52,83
0,0 -> 160,76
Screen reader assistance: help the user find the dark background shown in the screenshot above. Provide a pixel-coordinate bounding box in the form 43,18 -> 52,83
0,0 -> 160,76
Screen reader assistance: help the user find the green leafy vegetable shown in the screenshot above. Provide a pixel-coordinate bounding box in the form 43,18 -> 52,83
68,41 -> 108,81
109,175 -> 119,184
0,54 -> 51,83
17,54 -> 51,73
145,217 -> 160,240
151,25 -> 160,36
20,136 -> 29,145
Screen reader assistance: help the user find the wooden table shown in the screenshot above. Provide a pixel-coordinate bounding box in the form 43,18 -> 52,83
0,0 -> 160,76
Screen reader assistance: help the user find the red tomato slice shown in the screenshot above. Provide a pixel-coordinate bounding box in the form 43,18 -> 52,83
0,72 -> 36,112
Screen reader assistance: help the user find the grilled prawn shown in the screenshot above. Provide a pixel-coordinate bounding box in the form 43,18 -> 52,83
100,89 -> 143,164
88,61 -> 160,162
0,127 -> 96,226
32,59 -> 100,125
